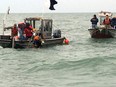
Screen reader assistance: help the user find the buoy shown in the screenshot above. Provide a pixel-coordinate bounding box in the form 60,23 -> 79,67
64,39 -> 69,45
14,36 -> 19,41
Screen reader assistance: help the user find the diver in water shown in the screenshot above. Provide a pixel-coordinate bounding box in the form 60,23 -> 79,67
49,0 -> 58,10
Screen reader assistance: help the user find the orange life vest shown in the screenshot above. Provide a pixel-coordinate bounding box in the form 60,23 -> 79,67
104,19 -> 110,25
34,36 -> 40,41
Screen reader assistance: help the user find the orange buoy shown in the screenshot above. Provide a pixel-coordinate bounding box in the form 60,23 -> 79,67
14,36 -> 19,41
64,39 -> 69,45
15,36 -> 19,39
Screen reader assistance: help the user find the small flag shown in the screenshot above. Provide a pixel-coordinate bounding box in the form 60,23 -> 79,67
49,0 -> 57,10
7,7 -> 10,14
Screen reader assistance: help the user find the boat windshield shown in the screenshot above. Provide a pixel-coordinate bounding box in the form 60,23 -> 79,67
100,17 -> 105,25
43,21 -> 52,32
35,21 -> 41,30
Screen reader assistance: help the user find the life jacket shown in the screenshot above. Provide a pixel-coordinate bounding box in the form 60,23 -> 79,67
24,28 -> 33,37
12,27 -> 18,36
34,36 -> 40,41
104,19 -> 111,25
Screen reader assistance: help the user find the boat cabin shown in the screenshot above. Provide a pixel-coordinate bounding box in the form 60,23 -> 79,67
24,17 -> 53,39
98,11 -> 112,25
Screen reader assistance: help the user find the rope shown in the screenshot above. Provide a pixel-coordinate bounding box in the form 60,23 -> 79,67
41,0 -> 46,18
12,37 -> 15,48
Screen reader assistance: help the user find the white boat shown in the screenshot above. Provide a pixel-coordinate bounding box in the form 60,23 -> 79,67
88,11 -> 116,38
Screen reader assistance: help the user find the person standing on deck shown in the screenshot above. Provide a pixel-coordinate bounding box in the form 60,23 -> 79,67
24,23 -> 33,39
11,24 -> 18,37
18,23 -> 25,40
111,17 -> 116,29
103,15 -> 111,29
90,14 -> 99,29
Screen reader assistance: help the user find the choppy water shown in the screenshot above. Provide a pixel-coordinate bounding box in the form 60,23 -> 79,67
0,13 -> 116,87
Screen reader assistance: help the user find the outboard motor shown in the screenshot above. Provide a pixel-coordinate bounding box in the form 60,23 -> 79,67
53,29 -> 61,38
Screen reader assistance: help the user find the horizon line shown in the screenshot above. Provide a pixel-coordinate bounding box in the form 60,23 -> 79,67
0,12 -> 116,14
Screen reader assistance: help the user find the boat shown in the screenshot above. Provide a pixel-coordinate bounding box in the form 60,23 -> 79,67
0,17 -> 67,48
88,11 -> 116,38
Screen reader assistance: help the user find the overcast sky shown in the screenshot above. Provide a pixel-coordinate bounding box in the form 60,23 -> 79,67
0,0 -> 116,13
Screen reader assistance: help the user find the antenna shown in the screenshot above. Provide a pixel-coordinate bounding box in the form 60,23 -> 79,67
3,6 -> 10,35
41,0 -> 49,18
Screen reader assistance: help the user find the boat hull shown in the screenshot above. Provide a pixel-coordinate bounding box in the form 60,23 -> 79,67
88,29 -> 116,38
0,35 -> 65,48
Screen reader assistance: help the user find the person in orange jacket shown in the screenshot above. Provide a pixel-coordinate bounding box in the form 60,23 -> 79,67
33,33 -> 42,48
103,15 -> 111,29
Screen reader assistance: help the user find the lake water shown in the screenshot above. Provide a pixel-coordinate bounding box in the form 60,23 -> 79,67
0,13 -> 116,87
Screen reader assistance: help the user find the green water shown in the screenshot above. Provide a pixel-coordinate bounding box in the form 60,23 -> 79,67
0,13 -> 116,87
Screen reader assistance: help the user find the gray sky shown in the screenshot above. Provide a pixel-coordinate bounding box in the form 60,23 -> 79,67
0,0 -> 116,13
